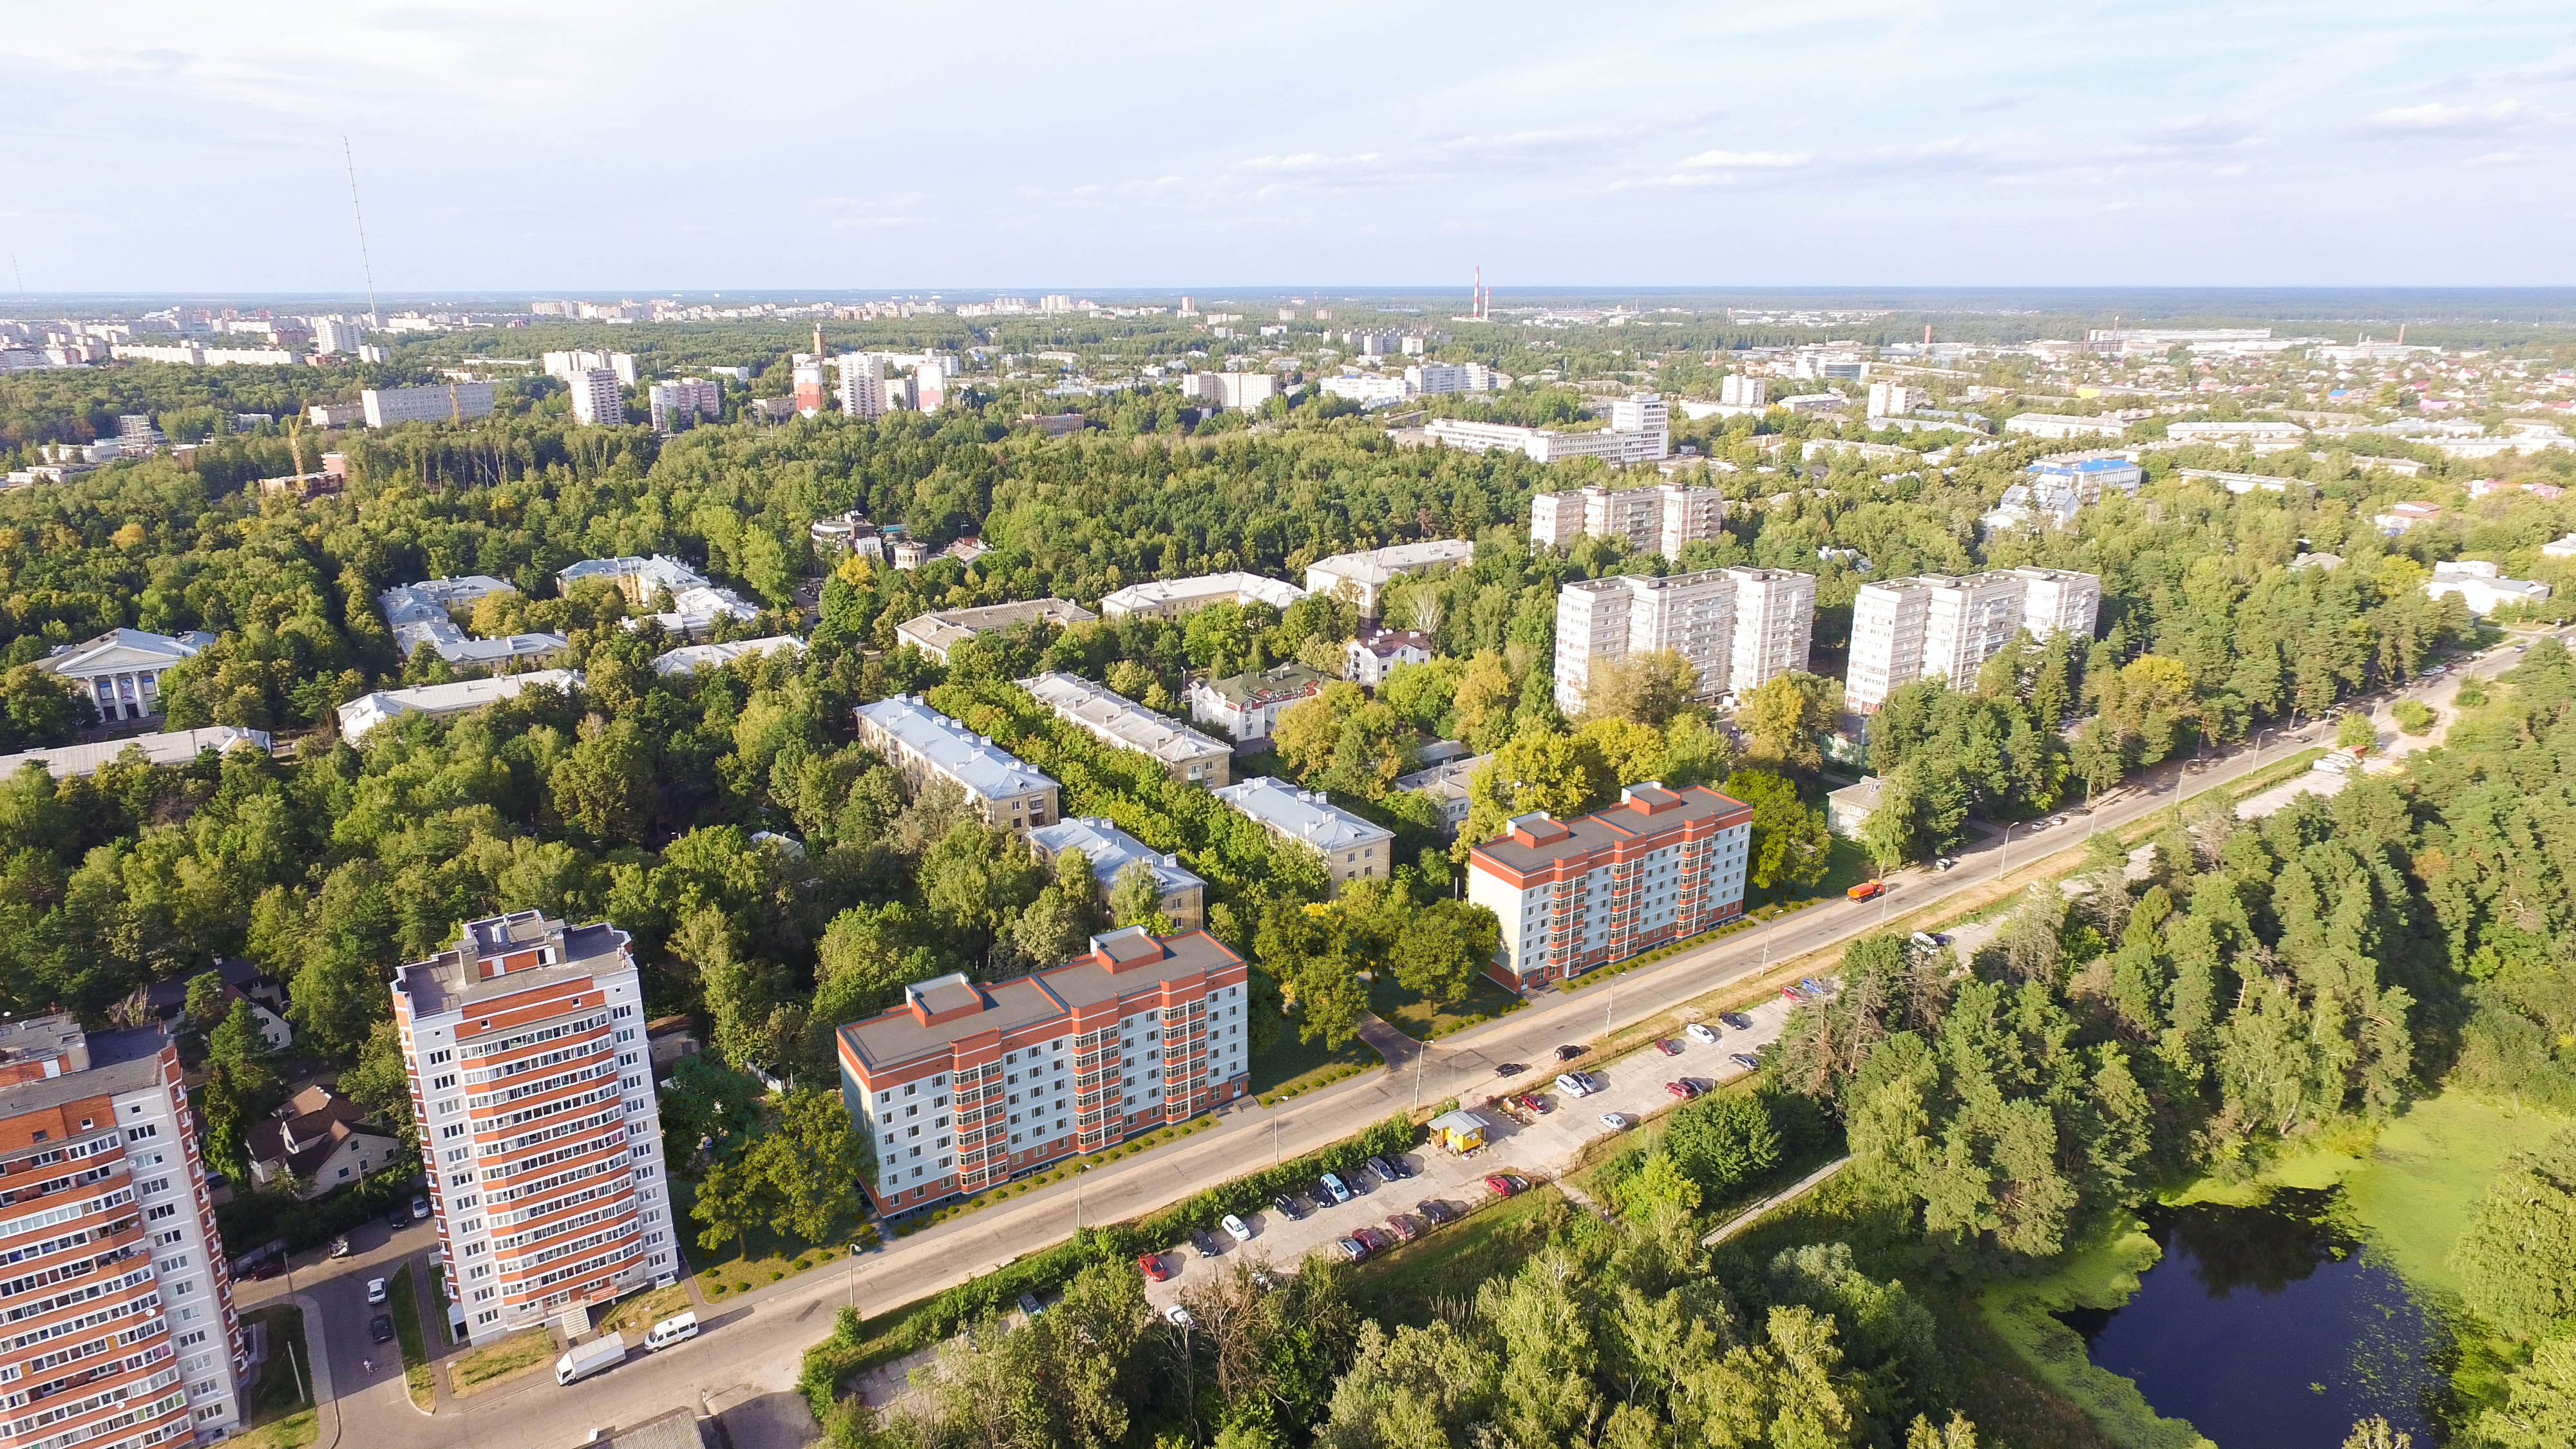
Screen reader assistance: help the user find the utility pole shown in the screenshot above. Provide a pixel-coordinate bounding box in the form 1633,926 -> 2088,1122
1412,1039 -> 1425,1110
343,135 -> 380,325
1996,823 -> 2015,881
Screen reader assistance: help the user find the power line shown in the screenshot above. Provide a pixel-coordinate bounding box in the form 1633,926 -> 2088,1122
342,135 -> 379,323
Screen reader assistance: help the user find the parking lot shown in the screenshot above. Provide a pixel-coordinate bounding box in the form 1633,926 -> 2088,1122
1133,978 -> 1820,1310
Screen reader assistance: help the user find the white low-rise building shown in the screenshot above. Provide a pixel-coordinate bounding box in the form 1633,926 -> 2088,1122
1212,777 -> 1392,896
2005,413 -> 2127,441
853,694 -> 1059,829
1426,396 -> 1670,466
1344,627 -> 1432,686
650,636 -> 806,676
1097,572 -> 1305,621
1188,663 -> 1325,744
39,626 -> 215,720
1392,752 -> 1491,836
1020,671 -> 1231,786
1027,817 -> 1208,929
1304,540 -> 1475,621
338,668 -> 584,741
2425,560 -> 2552,616
894,599 -> 1094,663
0,724 -> 270,779
380,576 -> 568,667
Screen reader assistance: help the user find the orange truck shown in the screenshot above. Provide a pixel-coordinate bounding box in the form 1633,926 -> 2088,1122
1846,880 -> 1887,902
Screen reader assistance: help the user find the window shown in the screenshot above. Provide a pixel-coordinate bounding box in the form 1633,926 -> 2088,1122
428,1050 -> 453,1066
124,1126 -> 158,1143
431,1074 -> 455,1091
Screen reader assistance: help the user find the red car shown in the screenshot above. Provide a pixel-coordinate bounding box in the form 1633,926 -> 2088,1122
1665,1081 -> 1690,1099
1484,1174 -> 1520,1198
1781,987 -> 1805,1002
1385,1215 -> 1421,1243
1654,1039 -> 1683,1057
1354,1226 -> 1392,1253
1517,1093 -> 1551,1115
1138,1253 -> 1173,1283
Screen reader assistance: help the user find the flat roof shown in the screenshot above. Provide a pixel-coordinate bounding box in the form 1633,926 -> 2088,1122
392,917 -> 630,1019
1305,539 -> 1475,587
855,696 -> 1057,800
1027,816 -> 1206,896
1019,672 -> 1228,766
1213,776 -> 1390,851
895,599 -> 1094,656
1097,572 -> 1304,614
1470,782 -> 1748,876
838,931 -> 1242,1074
0,726 -> 270,780
0,1027 -> 167,1119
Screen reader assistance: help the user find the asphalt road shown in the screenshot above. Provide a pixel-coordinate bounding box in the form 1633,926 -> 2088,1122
246,713 -> 2330,1449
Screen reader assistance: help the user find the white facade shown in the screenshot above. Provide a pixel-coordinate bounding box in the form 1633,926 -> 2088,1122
838,353 -> 886,419
40,628 -> 215,721
2003,413 -> 2126,441
1303,539 -> 1476,621
1719,374 -> 1768,408
647,378 -> 721,433
392,913 -> 676,1346
2425,560 -> 2553,616
1528,483 -> 1725,560
567,368 -> 625,426
1607,394 -> 1671,461
1405,362 -> 1497,395
1193,372 -> 1278,411
542,350 -> 637,386
1428,396 -> 1671,466
1097,572 -> 1305,621
362,383 -> 497,428
1866,381 -> 1924,418
338,670 -> 585,742
1553,567 -> 1815,714
1343,628 -> 1432,687
1844,569 -> 2101,711
1212,777 -> 1392,895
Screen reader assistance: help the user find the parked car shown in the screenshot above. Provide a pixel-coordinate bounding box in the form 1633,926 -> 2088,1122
1780,987 -> 1804,1002
1665,1081 -> 1693,1100
1600,1112 -> 1633,1131
1138,1253 -> 1174,1283
1335,1236 -> 1368,1263
369,1314 -> 395,1345
1272,1193 -> 1306,1220
1368,1155 -> 1411,1182
1935,856 -> 1958,871
1189,1230 -> 1222,1260
1484,1174 -> 1520,1198
1018,1292 -> 1045,1319
1164,1304 -> 1194,1328
1318,1172 -> 1352,1205
1556,1072 -> 1596,1097
1719,1012 -> 1752,1030
1517,1092 -> 1551,1114
1416,1198 -> 1456,1224
1354,1226 -> 1391,1253
328,1236 -> 353,1260
1221,1214 -> 1253,1244
1684,1023 -> 1719,1045
384,1206 -> 406,1229
1495,1062 -> 1527,1077
1846,880 -> 1887,902
1252,1270 -> 1281,1292
1909,931 -> 1943,952
1385,1214 -> 1420,1243
1554,1044 -> 1586,1062
365,1277 -> 388,1305
1730,1053 -> 1763,1071
1654,1038 -> 1682,1057
410,1196 -> 431,1220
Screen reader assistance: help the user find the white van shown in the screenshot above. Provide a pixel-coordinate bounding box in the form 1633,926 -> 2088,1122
645,1312 -> 699,1351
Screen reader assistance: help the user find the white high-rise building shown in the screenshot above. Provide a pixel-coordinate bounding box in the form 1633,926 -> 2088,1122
1866,381 -> 1923,418
647,378 -> 722,433
567,368 -> 625,426
838,353 -> 886,419
1529,483 -> 1725,559
361,382 -> 497,428
1844,569 -> 2101,712
542,350 -> 637,386
1607,394 -> 1671,461
1725,567 -> 1817,693
1720,374 -> 1768,408
392,912 -> 676,1346
312,317 -> 365,355
915,359 -> 948,410
1405,362 -> 1497,396
0,1016 -> 248,1445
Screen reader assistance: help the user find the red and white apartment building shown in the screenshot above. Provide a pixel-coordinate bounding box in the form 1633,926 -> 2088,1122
392,913 -> 676,1347
837,927 -> 1252,1215
0,1015 -> 243,1449
1466,782 -> 1754,989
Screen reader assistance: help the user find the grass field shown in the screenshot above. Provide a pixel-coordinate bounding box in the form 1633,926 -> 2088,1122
672,1176 -> 858,1299
384,1262 -> 433,1410
596,1283 -> 692,1340
446,1327 -> 554,1397
1367,970 -> 1523,1043
1347,1182 -> 1565,1327
229,1305 -> 317,1449
1245,1018 -> 1379,1096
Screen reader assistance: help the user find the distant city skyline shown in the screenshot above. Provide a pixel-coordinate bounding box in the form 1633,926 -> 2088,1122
5,1 -> 2571,292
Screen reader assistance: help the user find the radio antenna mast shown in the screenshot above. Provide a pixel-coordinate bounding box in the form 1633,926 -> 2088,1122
343,136 -> 381,323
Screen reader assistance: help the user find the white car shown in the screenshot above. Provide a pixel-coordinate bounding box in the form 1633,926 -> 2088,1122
1164,1303 -> 1194,1328
1220,1213 -> 1253,1244
1684,1023 -> 1719,1046
1555,1072 -> 1596,1097
1600,1112 -> 1633,1131
365,1277 -> 388,1305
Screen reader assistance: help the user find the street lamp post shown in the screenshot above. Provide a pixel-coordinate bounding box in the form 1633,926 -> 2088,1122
2251,726 -> 2278,773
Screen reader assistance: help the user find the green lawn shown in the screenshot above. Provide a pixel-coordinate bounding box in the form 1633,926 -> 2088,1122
446,1329 -> 554,1398
670,1175 -> 860,1300
1348,1182 -> 1565,1327
1367,970 -> 1524,1043
236,1304 -> 312,1436
384,1262 -> 433,1410
1246,1019 -> 1379,1096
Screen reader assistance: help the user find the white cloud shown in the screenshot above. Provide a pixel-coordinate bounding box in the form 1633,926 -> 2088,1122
1674,148 -> 1813,169
2365,99 -> 2544,133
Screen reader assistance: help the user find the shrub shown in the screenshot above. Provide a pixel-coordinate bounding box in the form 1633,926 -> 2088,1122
2393,699 -> 2436,734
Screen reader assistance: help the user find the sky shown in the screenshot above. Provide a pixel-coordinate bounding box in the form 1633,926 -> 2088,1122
4,1 -> 2572,293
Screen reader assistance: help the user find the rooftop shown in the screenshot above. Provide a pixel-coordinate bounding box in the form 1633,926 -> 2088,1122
1198,663 -> 1325,709
651,636 -> 806,676
855,695 -> 1059,800
896,598 -> 1095,658
338,669 -> 583,742
1213,776 -> 1391,851
558,554 -> 710,592
1470,782 -> 1749,875
1027,816 -> 1206,897
1097,571 -> 1305,615
838,929 -> 1244,1072
0,1019 -> 169,1120
391,911 -> 632,1020
1019,672 -> 1229,766
0,725 -> 270,780
1305,538 -> 1475,586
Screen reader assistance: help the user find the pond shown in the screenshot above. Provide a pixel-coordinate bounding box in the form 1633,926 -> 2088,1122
2058,1188 -> 2449,1448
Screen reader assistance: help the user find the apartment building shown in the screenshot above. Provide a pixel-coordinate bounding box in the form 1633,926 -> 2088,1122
1465,782 -> 1753,988
893,600 -> 1095,664
837,353 -> 885,419
1303,540 -> 1475,621
1343,628 -> 1431,687
1187,664 -> 1323,745
1027,817 -> 1208,930
1527,483 -> 1725,559
1607,394 -> 1671,460
541,350 -> 636,386
361,383 -> 497,428
1211,777 -> 1392,896
1019,672 -> 1231,786
567,369 -> 626,427
1551,567 -> 1816,714
1405,362 -> 1497,395
853,696 -> 1060,829
391,913 -> 676,1347
0,1016 -> 247,1448
647,379 -> 722,433
1192,372 -> 1278,412
1719,375 -> 1767,408
1844,569 -> 2102,711
1095,572 -> 1305,621
837,927 -> 1253,1215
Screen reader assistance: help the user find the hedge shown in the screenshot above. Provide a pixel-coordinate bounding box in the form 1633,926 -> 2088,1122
799,1111 -> 1420,1417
